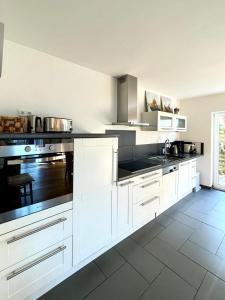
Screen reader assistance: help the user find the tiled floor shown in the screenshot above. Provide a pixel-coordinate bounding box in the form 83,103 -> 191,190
40,189 -> 225,300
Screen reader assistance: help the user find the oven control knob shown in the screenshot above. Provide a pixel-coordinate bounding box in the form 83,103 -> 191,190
25,146 -> 31,152
49,145 -> 56,151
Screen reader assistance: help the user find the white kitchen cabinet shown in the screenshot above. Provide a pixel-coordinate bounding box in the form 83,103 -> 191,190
174,115 -> 187,132
142,112 -> 188,132
178,161 -> 191,200
178,159 -> 197,200
142,111 -> 174,131
0,210 -> 72,272
73,138 -> 118,266
132,194 -> 160,227
160,171 -> 178,214
190,159 -> 197,188
117,180 -> 133,236
131,171 -> 162,227
0,237 -> 72,300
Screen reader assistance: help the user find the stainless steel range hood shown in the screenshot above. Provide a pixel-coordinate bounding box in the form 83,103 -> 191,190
0,23 -> 4,78
112,74 -> 149,126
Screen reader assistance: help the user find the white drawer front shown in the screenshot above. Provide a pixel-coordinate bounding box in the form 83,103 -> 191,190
0,210 -> 72,272
136,169 -> 162,182
133,195 -> 160,227
0,237 -> 72,300
133,178 -> 161,204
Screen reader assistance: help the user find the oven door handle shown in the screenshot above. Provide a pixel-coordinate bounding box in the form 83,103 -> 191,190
7,155 -> 66,165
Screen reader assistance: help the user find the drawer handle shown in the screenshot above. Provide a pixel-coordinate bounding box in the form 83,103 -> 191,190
7,217 -> 67,244
191,166 -> 196,168
140,196 -> 159,206
119,180 -> 134,187
141,181 -> 159,188
6,245 -> 66,280
141,172 -> 159,180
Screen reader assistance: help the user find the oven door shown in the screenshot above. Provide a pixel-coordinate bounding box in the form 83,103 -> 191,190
0,152 -> 73,216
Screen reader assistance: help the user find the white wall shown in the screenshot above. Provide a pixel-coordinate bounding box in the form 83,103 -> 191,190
180,93 -> 225,186
0,40 -> 117,133
0,40 -> 180,144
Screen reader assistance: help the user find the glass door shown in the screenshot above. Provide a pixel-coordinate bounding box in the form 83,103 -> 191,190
174,115 -> 187,131
158,112 -> 174,131
214,112 -> 225,191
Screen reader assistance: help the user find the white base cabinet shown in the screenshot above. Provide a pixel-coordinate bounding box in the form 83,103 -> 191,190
117,180 -> 133,237
0,238 -> 72,300
0,210 -> 72,272
178,159 -> 197,200
160,170 -> 178,214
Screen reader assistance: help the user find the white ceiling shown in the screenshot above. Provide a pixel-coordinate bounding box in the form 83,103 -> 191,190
1,0 -> 225,99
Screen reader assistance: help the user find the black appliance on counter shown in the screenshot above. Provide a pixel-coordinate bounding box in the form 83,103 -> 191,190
0,138 -> 73,223
171,141 -> 184,155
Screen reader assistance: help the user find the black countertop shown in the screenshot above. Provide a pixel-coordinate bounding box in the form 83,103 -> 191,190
118,153 -> 202,181
0,132 -> 119,139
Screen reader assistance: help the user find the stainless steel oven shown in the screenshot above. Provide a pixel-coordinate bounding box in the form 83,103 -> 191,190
0,138 -> 73,223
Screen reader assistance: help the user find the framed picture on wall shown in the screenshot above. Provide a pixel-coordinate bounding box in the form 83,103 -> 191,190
145,91 -> 161,112
161,96 -> 173,113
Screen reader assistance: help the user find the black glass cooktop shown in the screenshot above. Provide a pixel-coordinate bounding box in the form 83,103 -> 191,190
119,159 -> 161,174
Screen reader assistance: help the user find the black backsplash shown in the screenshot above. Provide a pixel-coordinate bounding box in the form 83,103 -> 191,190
106,130 -> 163,162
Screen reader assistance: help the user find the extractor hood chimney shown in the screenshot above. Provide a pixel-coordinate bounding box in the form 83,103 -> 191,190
112,74 -> 149,126
0,23 -> 4,78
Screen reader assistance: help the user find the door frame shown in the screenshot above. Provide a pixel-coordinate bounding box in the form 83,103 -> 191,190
213,112 -> 225,191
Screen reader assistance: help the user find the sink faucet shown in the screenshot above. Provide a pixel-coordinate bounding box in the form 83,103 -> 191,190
164,139 -> 171,156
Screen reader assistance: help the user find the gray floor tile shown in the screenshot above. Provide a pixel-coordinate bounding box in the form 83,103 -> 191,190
214,198 -> 225,213
141,267 -> 196,300
217,239 -> 225,259
158,220 -> 193,250
39,262 -> 106,300
189,224 -> 225,253
85,263 -> 148,300
180,240 -> 225,281
169,211 -> 202,229
195,272 -> 225,300
145,238 -> 206,289
131,221 -> 164,247
116,238 -> 164,283
95,248 -> 125,277
156,213 -> 174,227
184,209 -> 225,231
187,196 -> 219,214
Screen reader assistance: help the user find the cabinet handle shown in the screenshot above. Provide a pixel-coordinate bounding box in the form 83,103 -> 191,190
141,180 -> 159,188
6,245 -> 66,280
112,150 -> 118,183
191,165 -> 196,168
140,196 -> 159,206
141,172 -> 159,180
7,217 -> 67,244
119,180 -> 134,187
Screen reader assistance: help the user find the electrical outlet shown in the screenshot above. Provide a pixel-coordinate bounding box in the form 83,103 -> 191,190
18,110 -> 32,116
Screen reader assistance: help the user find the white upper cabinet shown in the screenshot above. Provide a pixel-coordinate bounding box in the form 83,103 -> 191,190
174,115 -> 187,132
141,111 -> 187,132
